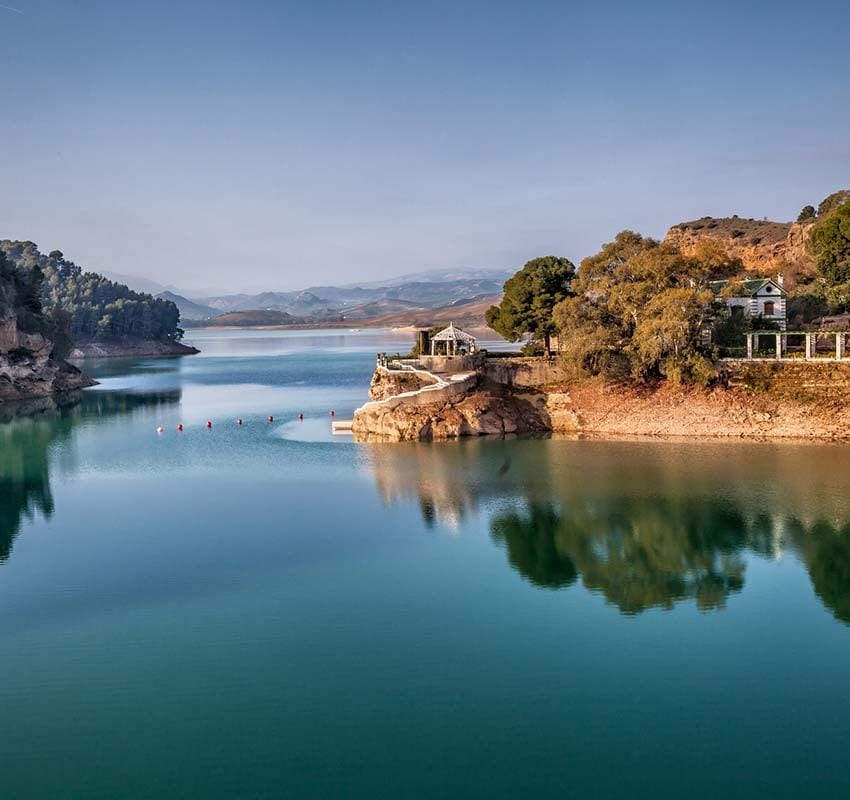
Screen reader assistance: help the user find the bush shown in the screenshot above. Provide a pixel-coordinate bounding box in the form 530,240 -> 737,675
825,282 -> 850,314
661,353 -> 715,388
786,281 -> 827,326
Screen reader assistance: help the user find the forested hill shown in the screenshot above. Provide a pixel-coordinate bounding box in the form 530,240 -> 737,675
0,241 -> 183,344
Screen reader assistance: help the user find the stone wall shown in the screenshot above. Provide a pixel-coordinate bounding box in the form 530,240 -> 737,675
419,353 -> 485,373
482,357 -> 566,388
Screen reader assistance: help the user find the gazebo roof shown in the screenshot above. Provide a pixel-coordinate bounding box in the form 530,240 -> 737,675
431,323 -> 477,344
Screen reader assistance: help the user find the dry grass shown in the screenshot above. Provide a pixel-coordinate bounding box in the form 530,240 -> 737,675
674,216 -> 792,246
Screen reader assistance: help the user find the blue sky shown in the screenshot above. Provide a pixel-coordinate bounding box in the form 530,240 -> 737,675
1,0 -> 849,293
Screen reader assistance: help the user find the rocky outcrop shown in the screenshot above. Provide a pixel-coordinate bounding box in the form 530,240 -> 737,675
0,316 -> 94,402
68,339 -> 199,358
352,381 -> 551,441
664,217 -> 815,280
782,221 -> 814,267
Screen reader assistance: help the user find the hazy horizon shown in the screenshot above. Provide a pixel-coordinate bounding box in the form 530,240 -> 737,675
2,0 -> 849,293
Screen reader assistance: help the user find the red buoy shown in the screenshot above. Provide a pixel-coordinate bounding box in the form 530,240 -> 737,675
156,426 -> 164,434
298,413 -> 303,420
177,423 -> 184,432
206,420 -> 212,428
268,415 -> 274,422
237,418 -> 243,425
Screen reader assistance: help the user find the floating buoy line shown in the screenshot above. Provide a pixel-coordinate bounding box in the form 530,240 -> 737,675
155,411 -> 329,434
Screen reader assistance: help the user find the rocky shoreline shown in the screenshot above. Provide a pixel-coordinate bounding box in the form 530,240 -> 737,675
69,339 -> 200,358
0,327 -> 95,403
351,358 -> 850,442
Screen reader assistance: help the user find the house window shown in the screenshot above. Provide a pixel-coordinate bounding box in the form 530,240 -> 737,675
764,301 -> 775,316
731,306 -> 744,318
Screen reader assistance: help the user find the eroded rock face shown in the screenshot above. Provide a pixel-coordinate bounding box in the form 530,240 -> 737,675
352,384 -> 551,441
0,315 -> 94,402
664,218 -> 815,277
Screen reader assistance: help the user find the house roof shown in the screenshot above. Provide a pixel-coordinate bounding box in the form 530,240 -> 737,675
709,278 -> 786,297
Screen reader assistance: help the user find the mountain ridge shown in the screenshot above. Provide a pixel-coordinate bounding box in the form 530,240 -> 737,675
167,267 -> 511,325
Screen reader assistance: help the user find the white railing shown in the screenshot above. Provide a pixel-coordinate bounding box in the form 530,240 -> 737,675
376,353 -> 422,371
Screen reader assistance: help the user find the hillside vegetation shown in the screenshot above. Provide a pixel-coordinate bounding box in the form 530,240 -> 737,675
0,241 -> 183,345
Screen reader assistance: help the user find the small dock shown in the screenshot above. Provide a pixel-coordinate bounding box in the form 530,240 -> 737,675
332,419 -> 354,434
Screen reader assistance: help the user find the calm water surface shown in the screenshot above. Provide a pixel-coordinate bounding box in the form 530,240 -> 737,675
2,328 -> 850,799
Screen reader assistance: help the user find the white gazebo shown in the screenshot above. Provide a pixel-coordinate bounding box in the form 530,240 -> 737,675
429,323 -> 478,356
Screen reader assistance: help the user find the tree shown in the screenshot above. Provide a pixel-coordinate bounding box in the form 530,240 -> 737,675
486,255 -> 575,356
553,233 -> 728,386
810,200 -> 850,285
797,205 -> 816,223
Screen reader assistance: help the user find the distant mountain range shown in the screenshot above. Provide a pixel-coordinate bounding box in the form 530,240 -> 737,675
157,268 -> 510,327
156,291 -> 220,321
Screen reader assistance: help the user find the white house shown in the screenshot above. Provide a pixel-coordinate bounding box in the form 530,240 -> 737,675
710,277 -> 787,330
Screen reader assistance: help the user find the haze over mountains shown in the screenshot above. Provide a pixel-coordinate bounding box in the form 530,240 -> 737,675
121,268 -> 512,326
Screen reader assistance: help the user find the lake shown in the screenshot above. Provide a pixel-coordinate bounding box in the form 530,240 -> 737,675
2,328 -> 850,799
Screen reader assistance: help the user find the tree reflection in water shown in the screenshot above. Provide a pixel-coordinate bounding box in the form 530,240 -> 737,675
491,498 -> 748,613
365,438 -> 850,623
0,390 -> 181,562
491,504 -> 578,589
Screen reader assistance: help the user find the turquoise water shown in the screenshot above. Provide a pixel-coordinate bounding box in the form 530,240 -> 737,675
2,328 -> 850,799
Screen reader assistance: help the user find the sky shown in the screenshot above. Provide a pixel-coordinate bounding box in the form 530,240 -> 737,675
1,0 -> 849,294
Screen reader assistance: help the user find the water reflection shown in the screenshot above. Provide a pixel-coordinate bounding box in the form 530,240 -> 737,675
366,438 -> 850,622
0,390 -> 180,562
491,499 -> 748,612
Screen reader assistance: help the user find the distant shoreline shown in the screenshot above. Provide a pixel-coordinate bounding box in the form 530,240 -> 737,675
185,322 -> 497,336
69,340 -> 200,358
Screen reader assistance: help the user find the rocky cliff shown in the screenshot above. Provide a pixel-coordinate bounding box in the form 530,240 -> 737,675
0,314 -> 94,402
0,253 -> 94,402
664,217 -> 815,282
